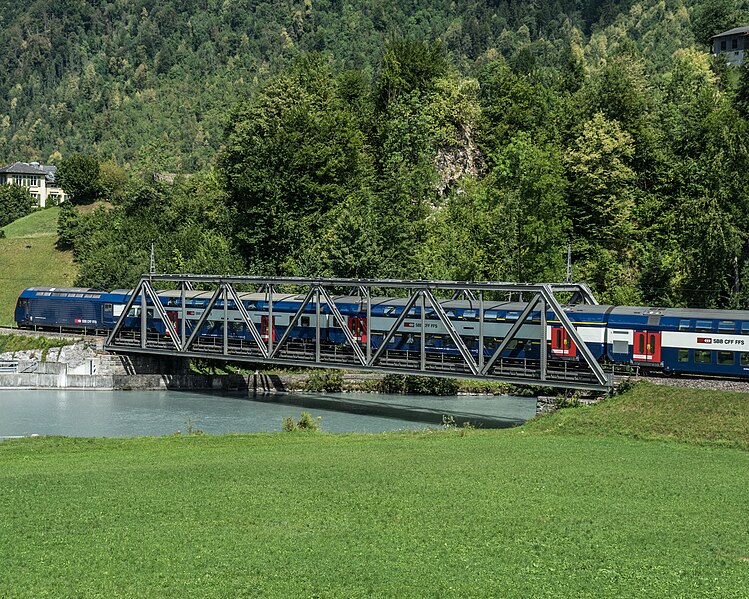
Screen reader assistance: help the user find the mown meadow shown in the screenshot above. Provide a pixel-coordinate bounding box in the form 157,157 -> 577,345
1,382 -> 748,597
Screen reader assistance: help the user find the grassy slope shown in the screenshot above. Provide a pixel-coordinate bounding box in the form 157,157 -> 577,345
1,383 -> 749,597
0,207 -> 77,326
524,381 -> 749,449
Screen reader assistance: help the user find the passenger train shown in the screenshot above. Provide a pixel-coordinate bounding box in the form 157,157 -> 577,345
13,286 -> 749,378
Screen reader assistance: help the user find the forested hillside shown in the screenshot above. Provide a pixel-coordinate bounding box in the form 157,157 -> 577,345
6,0 -> 749,308
0,0 -> 717,169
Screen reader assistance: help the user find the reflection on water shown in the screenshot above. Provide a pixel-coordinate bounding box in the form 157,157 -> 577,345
0,389 -> 536,438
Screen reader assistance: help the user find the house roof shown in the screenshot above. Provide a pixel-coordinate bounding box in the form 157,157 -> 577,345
712,26 -> 749,39
0,161 -> 58,183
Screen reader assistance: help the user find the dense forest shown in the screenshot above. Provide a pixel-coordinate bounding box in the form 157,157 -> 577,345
5,0 -> 749,308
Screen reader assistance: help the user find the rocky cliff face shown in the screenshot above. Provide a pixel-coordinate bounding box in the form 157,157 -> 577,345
434,123 -> 484,200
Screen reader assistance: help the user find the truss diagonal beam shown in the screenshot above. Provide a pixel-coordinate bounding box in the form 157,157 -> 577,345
183,285 -> 224,351
143,280 -> 182,351
423,289 -> 479,376
106,280 -> 145,346
269,286 -> 317,359
540,285 -> 609,386
481,295 -> 541,375
319,287 -> 366,365
226,285 -> 268,358
369,291 -> 422,365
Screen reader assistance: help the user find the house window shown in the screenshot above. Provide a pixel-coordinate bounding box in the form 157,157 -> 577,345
732,38 -> 738,50
11,174 -> 39,187
721,40 -> 727,51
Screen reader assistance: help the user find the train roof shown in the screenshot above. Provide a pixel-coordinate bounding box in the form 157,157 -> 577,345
609,306 -> 749,320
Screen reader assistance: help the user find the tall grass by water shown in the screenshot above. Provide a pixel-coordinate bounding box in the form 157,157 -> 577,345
1,382 -> 749,597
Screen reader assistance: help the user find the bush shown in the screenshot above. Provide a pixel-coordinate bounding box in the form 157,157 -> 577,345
378,374 -> 459,396
305,370 -> 343,392
282,412 -> 321,432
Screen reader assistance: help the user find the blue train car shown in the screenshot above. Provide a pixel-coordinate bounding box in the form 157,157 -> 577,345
604,306 -> 749,377
15,287 -> 131,331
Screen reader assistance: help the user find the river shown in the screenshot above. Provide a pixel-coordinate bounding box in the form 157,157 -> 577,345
0,389 -> 536,438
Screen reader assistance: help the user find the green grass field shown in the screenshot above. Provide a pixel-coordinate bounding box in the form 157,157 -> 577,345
0,207 -> 77,326
1,382 -> 749,597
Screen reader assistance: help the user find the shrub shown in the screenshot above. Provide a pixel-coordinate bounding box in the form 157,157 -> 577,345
305,369 -> 343,392
378,374 -> 459,395
282,412 -> 321,432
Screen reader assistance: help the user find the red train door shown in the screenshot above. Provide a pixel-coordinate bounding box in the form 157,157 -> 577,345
261,316 -> 277,342
348,316 -> 367,343
551,327 -> 577,357
633,331 -> 661,362
165,310 -> 178,336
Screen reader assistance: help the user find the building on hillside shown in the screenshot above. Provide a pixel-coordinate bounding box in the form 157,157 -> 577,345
0,161 -> 68,208
712,26 -> 749,65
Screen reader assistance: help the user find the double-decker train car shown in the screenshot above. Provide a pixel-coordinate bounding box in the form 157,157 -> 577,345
14,286 -> 749,378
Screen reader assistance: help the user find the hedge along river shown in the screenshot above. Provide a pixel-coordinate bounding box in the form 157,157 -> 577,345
0,389 -> 537,438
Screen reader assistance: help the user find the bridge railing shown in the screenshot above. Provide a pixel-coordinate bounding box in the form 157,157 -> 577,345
104,274 -> 613,392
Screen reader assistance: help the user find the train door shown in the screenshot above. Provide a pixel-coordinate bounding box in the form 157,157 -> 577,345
165,310 -> 179,336
261,315 -> 277,342
348,316 -> 367,343
551,327 -> 577,357
633,331 -> 661,362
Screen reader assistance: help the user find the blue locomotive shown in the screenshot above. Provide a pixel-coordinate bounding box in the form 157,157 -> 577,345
14,286 -> 749,378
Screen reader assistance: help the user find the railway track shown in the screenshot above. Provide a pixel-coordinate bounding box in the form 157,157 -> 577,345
0,326 -> 103,342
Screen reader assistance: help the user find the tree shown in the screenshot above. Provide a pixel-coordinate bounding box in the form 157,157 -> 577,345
57,154 -> 101,204
219,55 -> 374,275
0,184 -> 34,227
377,38 -> 448,111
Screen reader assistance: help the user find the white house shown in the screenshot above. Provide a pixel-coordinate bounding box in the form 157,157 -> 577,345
0,161 -> 68,207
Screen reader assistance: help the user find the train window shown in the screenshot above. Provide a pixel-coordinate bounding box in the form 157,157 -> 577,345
718,321 -> 736,333
718,351 -> 735,366
694,350 -> 712,364
384,307 -> 396,316
678,319 -> 690,331
506,312 -> 520,321
613,340 -> 628,354
485,311 -> 498,320
300,316 -> 310,327
741,323 -> 749,335
637,334 -> 645,355
741,353 -> 749,366
463,310 -> 478,319
678,349 -> 689,363
695,320 -> 713,333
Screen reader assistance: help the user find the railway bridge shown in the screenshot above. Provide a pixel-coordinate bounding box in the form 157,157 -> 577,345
104,274 -> 615,393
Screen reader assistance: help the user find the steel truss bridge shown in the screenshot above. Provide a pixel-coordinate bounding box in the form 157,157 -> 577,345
104,274 -> 614,392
